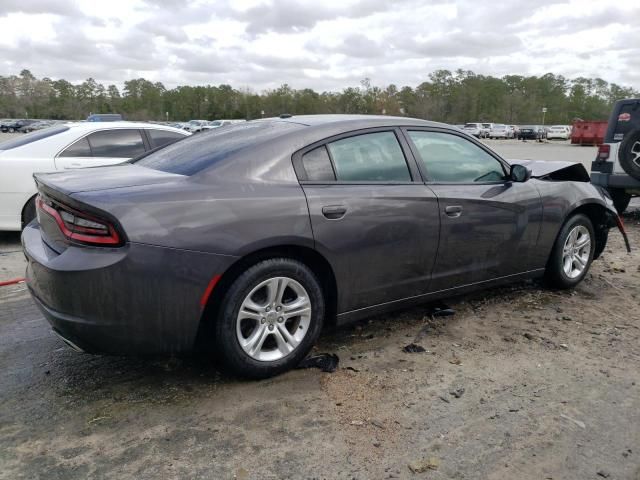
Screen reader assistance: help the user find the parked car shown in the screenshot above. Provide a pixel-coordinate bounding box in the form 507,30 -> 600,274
547,125 -> 571,140
489,124 -> 512,139
19,120 -> 54,133
518,125 -> 546,141
23,115 -> 624,378
184,120 -> 209,133
201,119 -> 247,131
87,113 -> 123,122
462,122 -> 486,138
1,119 -> 35,133
590,98 -> 640,213
481,123 -> 494,138
0,122 -> 190,231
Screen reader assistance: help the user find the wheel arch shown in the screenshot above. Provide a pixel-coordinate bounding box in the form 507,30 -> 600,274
21,193 -> 38,229
562,202 -> 614,260
195,244 -> 338,351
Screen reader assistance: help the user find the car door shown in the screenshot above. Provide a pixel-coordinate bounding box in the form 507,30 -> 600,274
295,128 -> 440,314
55,129 -> 147,170
404,128 -> 542,291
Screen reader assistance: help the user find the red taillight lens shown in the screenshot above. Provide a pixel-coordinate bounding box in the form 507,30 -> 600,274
36,195 -> 121,246
597,144 -> 610,161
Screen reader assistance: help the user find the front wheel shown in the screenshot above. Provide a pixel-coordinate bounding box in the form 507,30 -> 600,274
545,214 -> 595,289
214,258 -> 325,378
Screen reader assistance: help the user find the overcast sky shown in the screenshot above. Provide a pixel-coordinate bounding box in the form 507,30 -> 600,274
1,0 -> 638,92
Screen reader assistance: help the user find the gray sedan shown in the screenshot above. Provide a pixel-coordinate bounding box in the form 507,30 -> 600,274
23,115 -> 624,378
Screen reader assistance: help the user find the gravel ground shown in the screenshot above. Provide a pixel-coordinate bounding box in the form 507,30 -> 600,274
1,135 -> 639,479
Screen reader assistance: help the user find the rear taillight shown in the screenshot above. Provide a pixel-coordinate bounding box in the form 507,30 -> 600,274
36,194 -> 121,246
597,144 -> 610,161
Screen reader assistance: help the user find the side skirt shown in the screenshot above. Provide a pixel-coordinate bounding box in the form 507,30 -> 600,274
335,269 -> 545,326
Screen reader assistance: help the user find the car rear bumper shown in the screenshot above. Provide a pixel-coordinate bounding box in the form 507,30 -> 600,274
22,222 -> 237,355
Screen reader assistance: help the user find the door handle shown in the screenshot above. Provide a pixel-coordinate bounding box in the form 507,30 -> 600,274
322,205 -> 347,220
444,205 -> 463,217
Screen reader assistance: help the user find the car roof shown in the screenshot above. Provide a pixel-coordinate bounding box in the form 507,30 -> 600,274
264,114 -> 442,127
62,121 -> 189,132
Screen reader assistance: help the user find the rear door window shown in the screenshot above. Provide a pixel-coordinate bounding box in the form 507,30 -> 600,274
87,129 -> 146,158
326,131 -> 411,182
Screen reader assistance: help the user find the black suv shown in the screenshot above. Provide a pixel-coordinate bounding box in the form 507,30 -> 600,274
590,99 -> 640,213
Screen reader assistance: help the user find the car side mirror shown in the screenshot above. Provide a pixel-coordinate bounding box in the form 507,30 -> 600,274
510,164 -> 532,182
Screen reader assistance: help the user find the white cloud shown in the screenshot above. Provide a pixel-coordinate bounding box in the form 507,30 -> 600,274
0,0 -> 638,91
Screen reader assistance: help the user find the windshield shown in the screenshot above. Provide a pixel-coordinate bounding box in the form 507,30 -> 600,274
464,123 -> 478,128
134,121 -> 303,175
0,125 -> 69,151
482,124 -> 491,128
208,121 -> 222,127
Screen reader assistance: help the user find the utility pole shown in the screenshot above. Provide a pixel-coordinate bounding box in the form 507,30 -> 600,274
542,107 -> 547,126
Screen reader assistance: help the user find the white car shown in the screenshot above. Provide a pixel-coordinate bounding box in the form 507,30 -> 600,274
547,125 -> 572,140
183,120 -> 209,133
201,119 -> 247,131
462,123 -> 486,138
489,124 -> 512,139
0,122 -> 190,231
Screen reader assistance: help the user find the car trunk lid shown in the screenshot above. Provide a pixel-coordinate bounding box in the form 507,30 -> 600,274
33,163 -> 185,195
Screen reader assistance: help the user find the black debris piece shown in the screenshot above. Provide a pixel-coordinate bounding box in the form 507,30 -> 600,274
297,353 -> 339,373
403,343 -> 426,353
428,300 -> 455,317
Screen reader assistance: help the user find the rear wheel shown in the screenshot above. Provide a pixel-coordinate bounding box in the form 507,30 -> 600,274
608,188 -> 631,214
214,258 -> 325,378
545,214 -> 595,289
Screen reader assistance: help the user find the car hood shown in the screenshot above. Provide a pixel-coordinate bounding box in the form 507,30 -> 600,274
33,164 -> 184,195
507,159 -> 591,182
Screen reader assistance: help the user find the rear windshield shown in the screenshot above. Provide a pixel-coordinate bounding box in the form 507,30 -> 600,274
0,125 -> 69,151
607,99 -> 640,143
134,121 -> 303,175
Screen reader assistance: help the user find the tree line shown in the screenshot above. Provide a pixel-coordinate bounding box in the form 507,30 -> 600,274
1,69 -> 637,125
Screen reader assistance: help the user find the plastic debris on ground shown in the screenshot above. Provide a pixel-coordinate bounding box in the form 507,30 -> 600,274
296,353 -> 339,373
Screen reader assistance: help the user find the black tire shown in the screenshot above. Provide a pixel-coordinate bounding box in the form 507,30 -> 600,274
618,128 -> 640,180
214,258 -> 325,379
545,213 -> 595,289
608,188 -> 631,214
21,197 -> 36,229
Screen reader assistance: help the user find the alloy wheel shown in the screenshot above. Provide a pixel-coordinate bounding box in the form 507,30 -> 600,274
561,225 -> 591,279
236,276 -> 312,362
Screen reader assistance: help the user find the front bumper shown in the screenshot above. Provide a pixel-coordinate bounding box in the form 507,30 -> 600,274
23,223 -> 237,355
